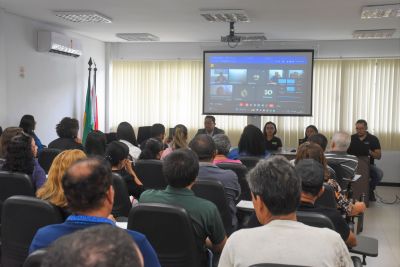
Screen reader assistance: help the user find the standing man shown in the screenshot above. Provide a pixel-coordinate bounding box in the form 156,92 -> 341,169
196,116 -> 224,137
347,119 -> 383,201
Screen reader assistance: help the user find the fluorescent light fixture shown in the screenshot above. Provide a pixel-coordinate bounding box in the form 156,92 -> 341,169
200,9 -> 250,22
116,33 -> 160,41
54,11 -> 112,23
352,29 -> 396,39
361,4 -> 400,19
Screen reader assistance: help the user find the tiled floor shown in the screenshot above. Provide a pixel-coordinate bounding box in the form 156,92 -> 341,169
351,186 -> 400,267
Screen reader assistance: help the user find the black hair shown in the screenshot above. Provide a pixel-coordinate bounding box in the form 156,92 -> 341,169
117,122 -> 138,146
238,124 -> 266,157
150,123 -> 165,139
56,117 -> 80,138
163,149 -> 199,188
85,130 -> 107,156
19,114 -> 36,135
62,157 -> 112,213
188,134 -> 216,161
356,119 -> 368,128
105,141 -> 129,166
308,133 -> 328,152
2,133 -> 34,175
205,115 -> 216,124
139,138 -> 163,160
263,121 -> 277,136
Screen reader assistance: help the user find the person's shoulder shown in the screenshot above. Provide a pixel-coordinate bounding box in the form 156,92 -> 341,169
367,132 -> 380,141
125,228 -> 148,243
139,189 -> 162,201
214,127 -> 224,134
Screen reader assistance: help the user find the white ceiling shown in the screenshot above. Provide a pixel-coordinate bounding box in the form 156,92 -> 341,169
0,0 -> 399,43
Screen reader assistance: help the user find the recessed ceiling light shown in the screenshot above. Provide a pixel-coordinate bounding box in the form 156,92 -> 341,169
116,33 -> 160,42
352,29 -> 396,39
54,11 -> 112,23
361,4 -> 400,19
200,9 -> 250,22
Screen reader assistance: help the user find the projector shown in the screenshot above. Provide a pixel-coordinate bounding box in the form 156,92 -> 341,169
221,35 -> 241,43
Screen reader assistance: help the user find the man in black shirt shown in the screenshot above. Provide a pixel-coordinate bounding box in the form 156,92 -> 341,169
195,116 -> 224,137
295,159 -> 357,247
347,119 -> 383,201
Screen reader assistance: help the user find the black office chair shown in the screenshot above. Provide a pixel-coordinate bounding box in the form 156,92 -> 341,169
296,211 -> 335,229
1,196 -> 63,267
105,132 -> 118,144
128,203 -> 207,267
133,160 -> 167,190
250,264 -> 309,267
217,162 -> 251,201
239,156 -> 261,170
315,183 -> 337,209
38,148 -> 62,174
23,249 -> 47,267
111,173 -> 132,219
137,126 -> 152,147
192,180 -> 233,235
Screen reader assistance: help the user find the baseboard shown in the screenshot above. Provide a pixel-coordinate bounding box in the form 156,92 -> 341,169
379,182 -> 400,187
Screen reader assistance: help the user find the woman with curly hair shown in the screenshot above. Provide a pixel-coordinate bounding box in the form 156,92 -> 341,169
160,124 -> 188,160
48,117 -> 84,151
0,127 -> 23,168
2,133 -> 46,190
295,142 -> 365,216
36,149 -> 87,218
228,124 -> 269,159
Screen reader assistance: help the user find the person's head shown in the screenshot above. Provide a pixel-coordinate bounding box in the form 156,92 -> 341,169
295,159 -> 324,197
189,134 -> 216,162
172,124 -> 188,150
2,133 -> 35,175
355,119 -> 368,137
56,117 -> 79,139
36,149 -> 87,207
117,122 -> 138,146
139,138 -> 164,160
19,114 -> 36,135
105,141 -> 129,167
204,115 -> 216,133
85,130 -> 107,156
62,157 -> 113,214
238,124 -> 266,157
150,123 -> 165,140
0,127 -> 23,157
247,156 -> 301,224
263,121 -> 277,138
212,134 -> 232,156
295,141 -> 329,179
304,125 -> 318,139
42,225 -> 144,267
163,149 -> 199,188
331,131 -> 351,152
308,133 -> 328,152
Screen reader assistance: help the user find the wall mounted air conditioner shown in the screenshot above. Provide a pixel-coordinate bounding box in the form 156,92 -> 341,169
37,31 -> 82,57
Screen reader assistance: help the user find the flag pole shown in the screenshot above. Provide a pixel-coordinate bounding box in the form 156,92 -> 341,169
82,58 -> 93,144
93,60 -> 98,130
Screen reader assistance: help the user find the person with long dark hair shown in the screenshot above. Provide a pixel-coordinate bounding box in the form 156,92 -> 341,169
2,133 -> 46,190
139,138 -> 164,160
19,114 -> 46,152
48,117 -> 84,151
263,121 -> 282,152
228,124 -> 269,159
299,125 -> 318,145
0,127 -> 23,168
85,130 -> 107,156
117,122 -> 141,161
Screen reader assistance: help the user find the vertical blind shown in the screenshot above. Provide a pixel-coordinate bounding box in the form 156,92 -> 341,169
110,59 -> 400,150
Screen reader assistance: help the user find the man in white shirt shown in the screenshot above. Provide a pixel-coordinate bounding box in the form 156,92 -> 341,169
218,156 -> 353,267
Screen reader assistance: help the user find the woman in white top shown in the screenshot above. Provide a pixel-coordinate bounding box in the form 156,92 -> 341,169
116,122 -> 141,161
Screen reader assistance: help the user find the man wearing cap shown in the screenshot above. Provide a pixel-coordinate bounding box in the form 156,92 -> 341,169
295,159 -> 357,247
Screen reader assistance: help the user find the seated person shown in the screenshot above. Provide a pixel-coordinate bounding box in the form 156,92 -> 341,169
84,130 -> 107,156
160,124 -> 188,160
48,117 -> 84,151
19,114 -> 46,152
218,156 -> 352,267
195,116 -> 224,137
212,134 -> 242,164
298,124 -> 318,145
0,127 -> 23,168
140,149 -> 227,266
117,122 -> 141,161
295,159 -> 357,247
139,138 -> 164,160
228,124 -> 269,159
263,121 -> 282,151
189,134 -> 240,230
29,157 -> 160,267
42,225 -> 144,267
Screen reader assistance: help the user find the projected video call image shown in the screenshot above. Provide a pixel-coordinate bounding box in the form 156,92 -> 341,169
289,70 -> 304,79
210,85 -> 233,96
211,69 -> 229,83
233,85 -> 256,100
228,69 -> 247,84
247,69 -> 267,85
268,70 -> 284,83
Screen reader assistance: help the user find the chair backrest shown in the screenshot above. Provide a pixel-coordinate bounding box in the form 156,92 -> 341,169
137,126 -> 152,146
128,203 -> 204,267
327,161 -> 347,187
315,183 -> 337,209
1,195 -> 63,267
216,162 -> 250,201
111,173 -> 132,218
239,156 -> 261,170
250,264 -> 309,267
105,132 -> 118,144
133,160 -> 167,190
38,148 -> 62,174
191,180 -> 232,235
0,171 -> 35,224
296,211 -> 335,230
23,249 -> 47,267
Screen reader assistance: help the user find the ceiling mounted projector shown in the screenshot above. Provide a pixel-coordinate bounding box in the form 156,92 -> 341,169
221,22 -> 266,48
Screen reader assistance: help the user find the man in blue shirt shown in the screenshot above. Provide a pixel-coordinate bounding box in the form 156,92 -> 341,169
29,157 -> 160,267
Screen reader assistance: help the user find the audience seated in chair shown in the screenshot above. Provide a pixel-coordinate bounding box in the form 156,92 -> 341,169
228,124 -> 269,159
218,156 -> 352,267
19,114 -> 46,152
117,121 -> 141,161
41,224 -> 144,267
29,157 -> 160,267
212,134 -> 242,164
48,117 -> 84,151
36,149 -> 87,219
139,138 -> 164,160
139,149 -> 227,263
84,130 -> 107,156
0,126 -> 23,169
160,124 -> 188,160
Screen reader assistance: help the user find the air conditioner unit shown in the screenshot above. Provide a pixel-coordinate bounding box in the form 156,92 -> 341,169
37,31 -> 82,57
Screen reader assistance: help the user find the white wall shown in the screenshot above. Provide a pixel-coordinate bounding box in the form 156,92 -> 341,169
0,11 -> 105,145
